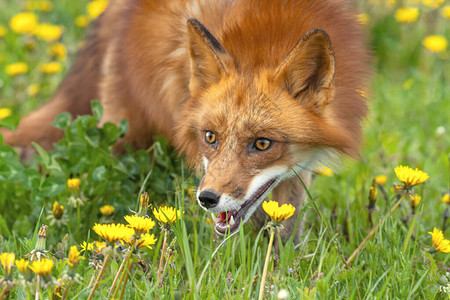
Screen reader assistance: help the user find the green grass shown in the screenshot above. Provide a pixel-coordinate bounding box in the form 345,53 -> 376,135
0,0 -> 449,299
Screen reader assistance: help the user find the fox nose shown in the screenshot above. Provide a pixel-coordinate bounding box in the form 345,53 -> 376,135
198,189 -> 220,208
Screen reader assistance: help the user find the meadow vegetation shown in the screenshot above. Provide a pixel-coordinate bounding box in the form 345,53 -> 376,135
0,0 -> 449,298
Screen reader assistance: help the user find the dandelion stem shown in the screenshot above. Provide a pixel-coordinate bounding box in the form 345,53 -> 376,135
35,274 -> 40,300
61,282 -> 70,300
119,259 -> 133,300
0,287 -> 9,300
344,196 -> 404,268
159,253 -> 171,288
109,253 -> 128,295
87,253 -> 110,300
157,230 -> 168,283
111,243 -> 135,300
258,227 -> 275,300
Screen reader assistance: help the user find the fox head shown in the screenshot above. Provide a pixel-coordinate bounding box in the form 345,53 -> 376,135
175,19 -> 360,235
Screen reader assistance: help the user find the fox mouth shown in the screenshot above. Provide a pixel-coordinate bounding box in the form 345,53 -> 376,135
211,178 -> 278,235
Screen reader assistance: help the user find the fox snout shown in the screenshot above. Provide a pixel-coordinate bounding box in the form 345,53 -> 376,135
197,189 -> 221,209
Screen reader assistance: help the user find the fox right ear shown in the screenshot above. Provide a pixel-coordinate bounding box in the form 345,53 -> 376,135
187,19 -> 230,94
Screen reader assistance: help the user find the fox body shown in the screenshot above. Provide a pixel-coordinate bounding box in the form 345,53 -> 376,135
2,0 -> 369,239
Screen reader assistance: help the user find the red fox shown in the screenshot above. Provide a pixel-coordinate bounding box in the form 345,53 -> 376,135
1,0 -> 370,240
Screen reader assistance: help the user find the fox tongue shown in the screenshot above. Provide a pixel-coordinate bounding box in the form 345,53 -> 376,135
219,211 -> 233,221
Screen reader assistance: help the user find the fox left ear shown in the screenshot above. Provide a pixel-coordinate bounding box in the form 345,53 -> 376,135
187,19 -> 231,95
275,29 -> 335,111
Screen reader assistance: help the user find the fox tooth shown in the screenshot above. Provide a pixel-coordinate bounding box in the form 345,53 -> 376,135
229,215 -> 235,226
211,213 -> 220,223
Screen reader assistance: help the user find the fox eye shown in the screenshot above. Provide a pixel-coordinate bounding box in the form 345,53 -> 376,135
204,131 -> 217,145
253,138 -> 273,151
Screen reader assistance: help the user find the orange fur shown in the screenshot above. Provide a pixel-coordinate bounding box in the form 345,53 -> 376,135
2,0 -> 370,239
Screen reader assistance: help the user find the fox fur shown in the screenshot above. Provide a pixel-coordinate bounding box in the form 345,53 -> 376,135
1,0 -> 370,240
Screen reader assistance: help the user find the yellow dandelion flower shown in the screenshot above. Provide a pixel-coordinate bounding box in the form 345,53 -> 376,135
30,258 -> 54,276
429,228 -> 450,253
27,84 -> 40,97
373,175 -> 387,186
5,62 -> 28,76
409,194 -> 421,208
0,252 -> 15,274
9,12 -> 38,34
67,245 -> 82,267
423,35 -> 448,52
15,259 -> 30,274
0,108 -> 12,120
442,193 -> 450,205
422,0 -> 443,9
358,13 -> 369,25
124,215 -> 155,234
67,178 -> 81,193
92,223 -> 134,243
125,233 -> 157,249
25,0 -> 53,12
34,23 -> 62,42
52,201 -> 64,219
0,26 -> 7,38
442,5 -> 450,18
314,166 -> 333,176
153,206 -> 182,224
49,43 -> 67,61
79,241 -> 93,252
394,165 -> 429,187
100,205 -> 115,217
136,233 -> 157,249
262,200 -> 296,222
75,15 -> 90,28
39,62 -> 62,74
395,7 -> 420,23
87,0 -> 109,19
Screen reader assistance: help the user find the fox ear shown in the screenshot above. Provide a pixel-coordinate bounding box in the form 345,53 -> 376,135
275,29 -> 335,111
187,19 -> 230,94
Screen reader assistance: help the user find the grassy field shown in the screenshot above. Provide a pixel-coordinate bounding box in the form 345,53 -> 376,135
0,0 -> 449,299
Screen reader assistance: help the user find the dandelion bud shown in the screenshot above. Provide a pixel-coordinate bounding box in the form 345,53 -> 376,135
442,193 -> 450,205
368,186 -> 378,205
140,192 -> 149,207
52,201 -> 64,219
99,205 -> 115,217
67,178 -> 81,193
36,225 -> 48,252
409,194 -> 421,209
373,175 -> 387,186
0,252 -> 15,276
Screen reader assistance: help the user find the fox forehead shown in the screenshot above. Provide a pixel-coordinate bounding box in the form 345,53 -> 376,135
192,73 -> 307,141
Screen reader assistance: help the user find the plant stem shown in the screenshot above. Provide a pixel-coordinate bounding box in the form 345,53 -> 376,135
109,253 -> 128,295
159,253 -> 171,288
344,196 -> 404,268
157,230 -> 168,283
61,282 -> 70,300
35,274 -> 40,300
111,243 -> 135,300
119,260 -> 133,300
87,253 -> 110,300
258,228 -> 275,300
0,287 -> 9,300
